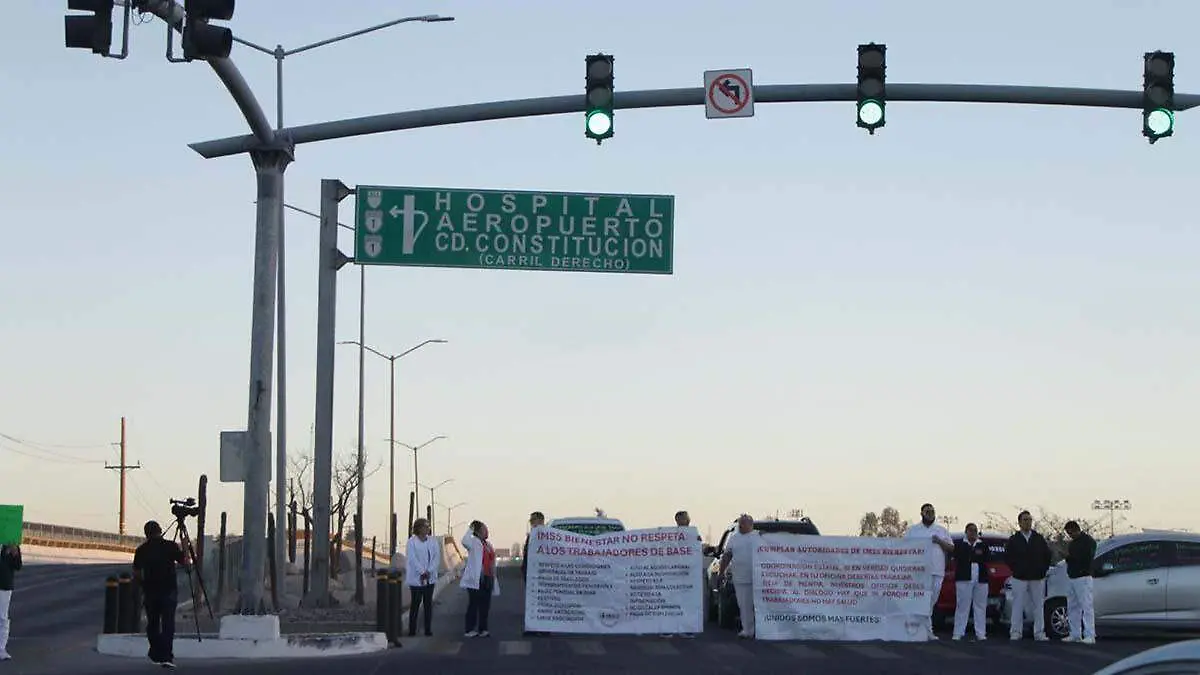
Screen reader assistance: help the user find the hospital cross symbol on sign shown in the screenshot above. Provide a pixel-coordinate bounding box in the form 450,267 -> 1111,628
704,68 -> 755,119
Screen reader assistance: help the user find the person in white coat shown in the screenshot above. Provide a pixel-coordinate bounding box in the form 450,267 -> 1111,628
405,518 -> 441,637
717,515 -> 758,639
904,503 -> 954,640
460,520 -> 500,638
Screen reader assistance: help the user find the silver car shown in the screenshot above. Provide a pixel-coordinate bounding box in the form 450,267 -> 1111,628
1002,531 -> 1200,639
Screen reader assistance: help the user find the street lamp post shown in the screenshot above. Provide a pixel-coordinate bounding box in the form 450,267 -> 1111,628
337,339 -> 447,555
445,503 -> 468,538
419,479 -> 453,532
389,436 -> 448,526
225,12 -> 454,609
1091,499 -> 1132,538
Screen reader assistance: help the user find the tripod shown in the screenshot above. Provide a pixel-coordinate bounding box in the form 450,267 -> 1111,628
164,516 -> 215,641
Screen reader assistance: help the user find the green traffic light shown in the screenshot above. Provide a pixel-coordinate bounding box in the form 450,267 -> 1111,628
857,99 -> 884,127
1146,107 -> 1174,136
586,110 -> 612,137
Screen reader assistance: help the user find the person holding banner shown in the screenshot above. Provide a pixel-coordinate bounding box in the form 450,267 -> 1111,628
951,523 -> 990,641
0,543 -> 21,661
661,510 -> 698,639
717,514 -> 759,639
460,520 -> 500,638
904,503 -> 954,640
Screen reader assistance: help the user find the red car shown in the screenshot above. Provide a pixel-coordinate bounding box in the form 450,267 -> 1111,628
932,532 -> 1012,631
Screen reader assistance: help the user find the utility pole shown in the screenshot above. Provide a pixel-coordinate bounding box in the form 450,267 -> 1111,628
105,417 -> 140,535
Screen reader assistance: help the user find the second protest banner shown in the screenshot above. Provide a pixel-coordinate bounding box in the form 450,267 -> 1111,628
753,534 -> 933,641
524,526 -> 704,634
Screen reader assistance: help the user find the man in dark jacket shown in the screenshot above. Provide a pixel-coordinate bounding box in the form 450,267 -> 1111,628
0,543 -> 22,661
1004,510 -> 1052,641
951,523 -> 989,641
1062,521 -> 1097,644
133,521 -> 187,668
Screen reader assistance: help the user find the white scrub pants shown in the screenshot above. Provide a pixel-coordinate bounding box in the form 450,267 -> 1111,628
733,582 -> 755,636
926,574 -> 944,637
1009,578 -> 1046,638
1067,576 -> 1095,639
954,581 -> 987,639
0,589 -> 11,654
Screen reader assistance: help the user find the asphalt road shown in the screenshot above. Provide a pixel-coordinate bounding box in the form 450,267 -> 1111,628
38,564 -> 1182,675
3,562 -> 128,673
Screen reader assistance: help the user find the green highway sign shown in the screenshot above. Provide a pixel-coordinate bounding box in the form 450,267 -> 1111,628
354,186 -> 674,274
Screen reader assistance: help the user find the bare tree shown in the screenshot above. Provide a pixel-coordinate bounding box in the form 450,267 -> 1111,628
287,453 -> 314,514
859,506 -> 908,537
330,447 -> 382,573
981,506 -> 1115,562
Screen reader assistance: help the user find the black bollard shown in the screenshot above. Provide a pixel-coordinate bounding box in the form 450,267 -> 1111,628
374,569 -> 388,634
387,572 -> 403,646
103,576 -> 120,634
130,576 -> 142,633
116,573 -> 134,633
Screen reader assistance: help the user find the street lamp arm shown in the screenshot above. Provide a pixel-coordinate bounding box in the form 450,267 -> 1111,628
137,0 -> 274,145
397,338 -> 449,359
232,35 -> 275,56
284,15 -> 455,57
337,340 -> 392,361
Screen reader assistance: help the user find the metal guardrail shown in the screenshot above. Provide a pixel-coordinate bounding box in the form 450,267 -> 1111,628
22,521 -> 144,553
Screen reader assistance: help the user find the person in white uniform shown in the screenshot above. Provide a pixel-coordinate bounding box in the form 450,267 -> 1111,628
950,523 -> 990,641
717,515 -> 759,639
1003,510 -> 1052,641
1062,520 -> 1097,644
904,503 -> 954,640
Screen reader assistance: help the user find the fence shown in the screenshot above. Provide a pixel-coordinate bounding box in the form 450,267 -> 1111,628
22,521 -> 144,553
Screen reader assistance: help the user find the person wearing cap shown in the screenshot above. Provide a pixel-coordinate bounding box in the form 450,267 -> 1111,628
133,520 -> 188,668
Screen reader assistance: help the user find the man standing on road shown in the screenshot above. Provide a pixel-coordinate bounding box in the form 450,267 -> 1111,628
521,511 -> 547,637
1062,520 -> 1097,644
1004,510 -> 1052,641
904,503 -> 954,640
718,514 -> 759,639
0,543 -> 22,661
133,521 -> 188,668
661,510 -> 698,639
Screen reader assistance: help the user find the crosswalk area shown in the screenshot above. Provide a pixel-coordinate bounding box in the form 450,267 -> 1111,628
410,635 -> 1138,666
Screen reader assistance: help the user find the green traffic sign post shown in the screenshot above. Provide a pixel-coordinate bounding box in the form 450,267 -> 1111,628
354,186 -> 674,274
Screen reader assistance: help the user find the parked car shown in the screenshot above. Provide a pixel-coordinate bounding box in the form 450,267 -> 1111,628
548,516 -> 625,535
705,517 -> 821,630
931,531 -> 1013,631
1002,531 -> 1200,639
1091,639 -> 1200,675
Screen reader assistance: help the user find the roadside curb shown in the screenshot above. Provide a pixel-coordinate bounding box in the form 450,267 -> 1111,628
96,631 -> 388,659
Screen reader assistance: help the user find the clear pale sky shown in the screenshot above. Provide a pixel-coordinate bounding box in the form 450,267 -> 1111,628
2,1 -> 1198,551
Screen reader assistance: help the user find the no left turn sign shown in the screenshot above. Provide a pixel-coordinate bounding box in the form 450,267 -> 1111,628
704,68 -> 755,119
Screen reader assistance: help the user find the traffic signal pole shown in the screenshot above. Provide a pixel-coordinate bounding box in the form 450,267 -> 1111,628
190,82 -> 1200,159
132,0 -> 281,615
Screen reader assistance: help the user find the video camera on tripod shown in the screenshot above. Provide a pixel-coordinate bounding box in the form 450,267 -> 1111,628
162,496 -> 214,639
169,497 -> 201,521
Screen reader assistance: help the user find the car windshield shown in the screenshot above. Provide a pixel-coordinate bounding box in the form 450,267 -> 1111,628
554,522 -> 624,536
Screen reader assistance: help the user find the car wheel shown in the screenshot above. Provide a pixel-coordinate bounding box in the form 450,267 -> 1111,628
1044,597 -> 1069,639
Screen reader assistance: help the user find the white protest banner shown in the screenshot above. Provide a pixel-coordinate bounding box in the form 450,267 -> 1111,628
753,534 -> 932,641
524,526 -> 704,634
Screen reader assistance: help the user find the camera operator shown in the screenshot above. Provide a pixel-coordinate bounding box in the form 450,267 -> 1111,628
133,520 -> 188,668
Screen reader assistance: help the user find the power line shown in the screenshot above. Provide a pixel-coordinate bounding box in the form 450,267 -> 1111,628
0,433 -> 111,464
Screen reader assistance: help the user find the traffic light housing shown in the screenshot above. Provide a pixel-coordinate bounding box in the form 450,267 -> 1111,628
183,0 -> 235,61
64,0 -> 114,55
1142,51 -> 1175,142
585,53 -> 615,143
857,43 -> 886,133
